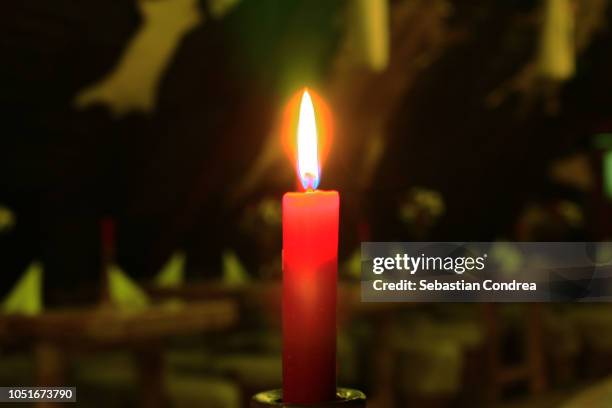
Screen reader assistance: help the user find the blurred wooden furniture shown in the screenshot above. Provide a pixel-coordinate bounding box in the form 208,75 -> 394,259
149,282 -> 549,405
562,376 -> 612,408
148,282 -> 412,407
0,299 -> 238,408
481,303 -> 547,402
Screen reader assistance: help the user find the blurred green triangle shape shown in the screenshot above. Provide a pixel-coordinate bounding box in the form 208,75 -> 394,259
108,264 -> 150,311
155,251 -> 186,288
222,250 -> 250,286
1,262 -> 43,316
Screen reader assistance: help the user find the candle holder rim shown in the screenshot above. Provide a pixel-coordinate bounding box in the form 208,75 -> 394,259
251,388 -> 366,407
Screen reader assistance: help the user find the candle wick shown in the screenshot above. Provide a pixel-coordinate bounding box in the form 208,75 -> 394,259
303,172 -> 317,191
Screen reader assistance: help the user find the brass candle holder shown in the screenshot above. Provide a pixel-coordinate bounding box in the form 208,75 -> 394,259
251,388 -> 366,407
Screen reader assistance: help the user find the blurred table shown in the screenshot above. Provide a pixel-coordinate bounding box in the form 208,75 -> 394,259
147,281 -> 416,407
0,299 -> 238,408
481,303 -> 547,403
562,377 -> 612,408
146,281 -> 406,318
147,282 -> 548,406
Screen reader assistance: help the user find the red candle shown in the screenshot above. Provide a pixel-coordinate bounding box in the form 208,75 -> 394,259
282,90 -> 339,403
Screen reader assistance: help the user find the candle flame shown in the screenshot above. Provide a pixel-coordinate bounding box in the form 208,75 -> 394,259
280,88 -> 332,190
297,90 -> 319,190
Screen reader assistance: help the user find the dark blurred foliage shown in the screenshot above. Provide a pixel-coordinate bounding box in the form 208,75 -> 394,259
370,1 -> 611,242
0,1 -> 141,299
0,0 -> 611,302
0,0 -> 343,300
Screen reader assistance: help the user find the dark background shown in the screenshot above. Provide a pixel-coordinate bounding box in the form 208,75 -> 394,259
2,1 -> 612,407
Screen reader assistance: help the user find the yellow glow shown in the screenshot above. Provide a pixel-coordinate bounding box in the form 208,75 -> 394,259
297,90 -> 320,189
